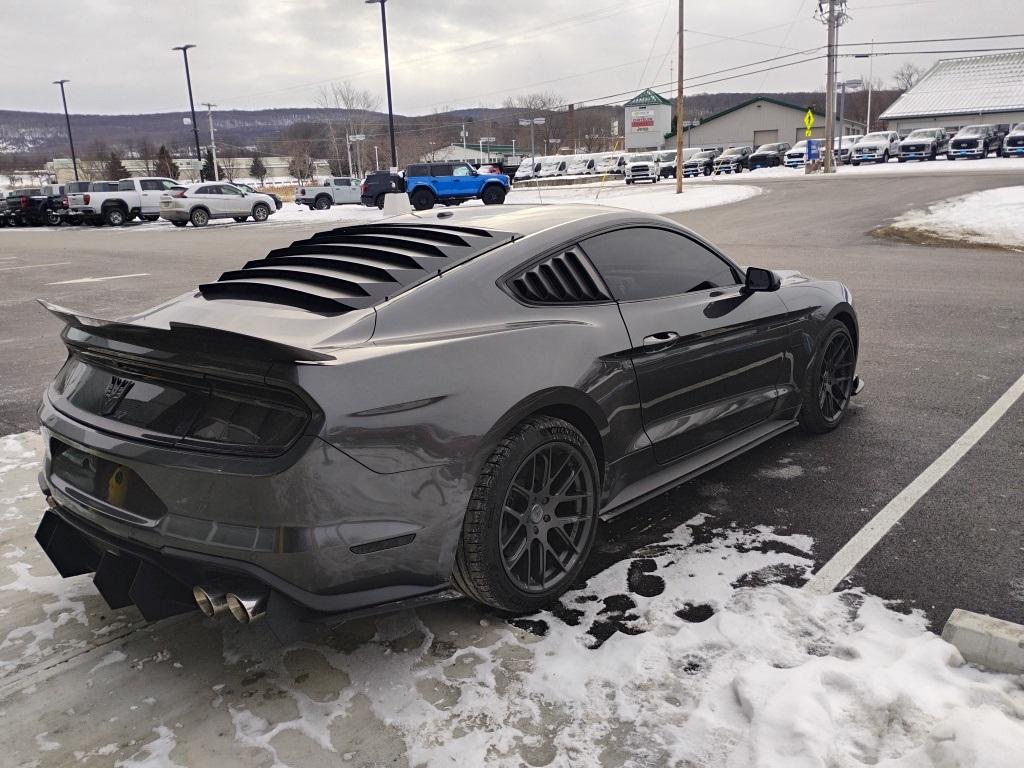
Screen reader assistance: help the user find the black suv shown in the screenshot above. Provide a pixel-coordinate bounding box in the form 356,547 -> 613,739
948,124 -> 1001,159
360,171 -> 406,208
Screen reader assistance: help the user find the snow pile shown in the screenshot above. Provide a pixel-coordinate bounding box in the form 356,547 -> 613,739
222,518 -> 1024,767
507,181 -> 761,214
883,186 -> 1024,250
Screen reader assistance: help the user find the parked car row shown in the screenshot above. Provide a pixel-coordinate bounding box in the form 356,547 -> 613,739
1,178 -> 284,228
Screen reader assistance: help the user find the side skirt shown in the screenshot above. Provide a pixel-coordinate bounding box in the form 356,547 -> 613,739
599,419 -> 798,522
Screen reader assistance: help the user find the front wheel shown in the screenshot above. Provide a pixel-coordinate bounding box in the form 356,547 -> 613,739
453,416 -> 600,613
879,151 -> 889,164
251,203 -> 270,221
481,185 -> 506,205
798,320 -> 856,434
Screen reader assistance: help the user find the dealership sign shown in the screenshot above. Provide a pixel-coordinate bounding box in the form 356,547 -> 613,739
630,108 -> 656,133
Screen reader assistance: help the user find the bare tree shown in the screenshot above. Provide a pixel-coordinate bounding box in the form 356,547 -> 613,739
139,139 -> 157,175
893,63 -> 924,92
316,81 -> 382,176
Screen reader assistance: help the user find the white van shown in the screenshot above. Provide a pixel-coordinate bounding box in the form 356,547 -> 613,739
514,158 -> 541,181
566,154 -> 598,176
538,157 -> 568,177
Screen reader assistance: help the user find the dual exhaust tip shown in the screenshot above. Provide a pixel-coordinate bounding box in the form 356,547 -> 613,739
193,583 -> 267,624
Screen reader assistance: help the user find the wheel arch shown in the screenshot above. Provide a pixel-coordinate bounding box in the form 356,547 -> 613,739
101,198 -> 129,210
830,306 -> 858,352
190,204 -> 212,217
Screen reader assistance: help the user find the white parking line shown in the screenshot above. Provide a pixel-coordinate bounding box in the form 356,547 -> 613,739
47,273 -> 149,285
804,370 -> 1024,595
0,261 -> 72,271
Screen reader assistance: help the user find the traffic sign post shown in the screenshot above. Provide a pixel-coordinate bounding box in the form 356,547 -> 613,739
804,109 -> 815,137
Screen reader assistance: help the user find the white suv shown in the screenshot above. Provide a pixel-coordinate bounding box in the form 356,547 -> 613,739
159,182 -> 278,227
624,153 -> 661,184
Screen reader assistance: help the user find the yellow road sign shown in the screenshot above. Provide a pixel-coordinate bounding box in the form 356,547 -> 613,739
804,109 -> 815,137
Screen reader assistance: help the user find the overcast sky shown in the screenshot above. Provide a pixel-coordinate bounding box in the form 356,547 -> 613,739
2,0 -> 1020,115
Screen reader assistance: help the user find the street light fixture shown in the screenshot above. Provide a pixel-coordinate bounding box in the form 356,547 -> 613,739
366,0 -> 397,168
172,44 -> 204,180
478,136 -> 496,162
52,80 -> 78,181
837,78 -> 864,161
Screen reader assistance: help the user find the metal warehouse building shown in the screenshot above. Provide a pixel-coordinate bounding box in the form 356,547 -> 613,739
670,96 -> 861,150
880,51 -> 1024,132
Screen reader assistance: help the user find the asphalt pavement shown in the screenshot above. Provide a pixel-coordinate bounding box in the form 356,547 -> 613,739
0,169 -> 1021,633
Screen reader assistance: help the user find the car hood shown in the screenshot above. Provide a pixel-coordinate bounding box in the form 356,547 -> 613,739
855,142 -> 887,150
901,137 -> 936,144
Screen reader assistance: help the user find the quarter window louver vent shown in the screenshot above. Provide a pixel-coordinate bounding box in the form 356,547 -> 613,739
508,249 -> 611,304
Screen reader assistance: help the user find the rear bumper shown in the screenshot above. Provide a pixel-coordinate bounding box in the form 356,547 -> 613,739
159,209 -> 190,222
35,396 -> 463,624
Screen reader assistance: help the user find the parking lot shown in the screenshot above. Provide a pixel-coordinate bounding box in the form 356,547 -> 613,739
1,168 -> 1023,764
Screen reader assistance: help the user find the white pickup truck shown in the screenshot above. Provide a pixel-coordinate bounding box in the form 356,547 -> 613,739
295,176 -> 362,209
67,177 -> 179,226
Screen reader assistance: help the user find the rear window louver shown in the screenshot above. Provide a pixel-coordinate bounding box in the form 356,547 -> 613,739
198,223 -> 516,314
507,248 -> 611,304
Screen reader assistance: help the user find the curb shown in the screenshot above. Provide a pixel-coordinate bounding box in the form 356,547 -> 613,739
942,608 -> 1024,674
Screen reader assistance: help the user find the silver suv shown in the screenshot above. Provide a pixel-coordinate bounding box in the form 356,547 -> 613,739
159,182 -> 278,227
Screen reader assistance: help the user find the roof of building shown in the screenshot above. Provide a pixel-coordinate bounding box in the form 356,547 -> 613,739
625,88 -> 672,107
662,96 -> 832,140
880,52 -> 1024,120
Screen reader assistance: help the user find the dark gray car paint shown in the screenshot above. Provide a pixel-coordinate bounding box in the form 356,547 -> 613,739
36,204 -> 857,618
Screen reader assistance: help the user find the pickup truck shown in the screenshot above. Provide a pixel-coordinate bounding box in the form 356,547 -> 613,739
295,176 -> 362,209
68,176 -> 180,225
4,184 -> 65,226
403,161 -> 509,210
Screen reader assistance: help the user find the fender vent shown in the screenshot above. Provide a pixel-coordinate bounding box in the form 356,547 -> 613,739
508,248 -> 611,304
199,223 -> 516,314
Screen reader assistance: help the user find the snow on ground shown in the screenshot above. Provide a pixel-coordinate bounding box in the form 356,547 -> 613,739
3,431 -> 1024,766
702,156 -> 1022,183
881,186 -> 1024,250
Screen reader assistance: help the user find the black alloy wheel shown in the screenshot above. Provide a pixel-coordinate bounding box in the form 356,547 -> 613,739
499,442 -> 596,594
799,319 -> 856,433
454,416 -> 600,612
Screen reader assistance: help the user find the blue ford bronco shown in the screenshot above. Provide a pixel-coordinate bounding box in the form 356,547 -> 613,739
404,161 -> 509,210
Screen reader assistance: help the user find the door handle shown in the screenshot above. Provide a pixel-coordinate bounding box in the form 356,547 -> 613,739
642,331 -> 680,352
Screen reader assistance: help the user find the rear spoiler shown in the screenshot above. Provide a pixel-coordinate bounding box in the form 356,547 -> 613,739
38,300 -> 335,363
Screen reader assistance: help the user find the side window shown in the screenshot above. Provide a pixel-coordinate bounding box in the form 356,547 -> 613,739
432,164 -> 454,176
196,185 -> 217,195
140,180 -> 164,191
452,165 -> 471,177
335,177 -> 351,186
117,180 -> 135,191
407,164 -> 429,177
580,228 -> 740,301
220,185 -> 243,196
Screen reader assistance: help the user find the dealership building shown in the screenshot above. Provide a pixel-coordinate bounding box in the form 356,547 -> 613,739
880,51 -> 1024,132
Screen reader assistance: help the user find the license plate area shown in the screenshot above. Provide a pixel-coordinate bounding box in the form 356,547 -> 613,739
50,439 -> 167,520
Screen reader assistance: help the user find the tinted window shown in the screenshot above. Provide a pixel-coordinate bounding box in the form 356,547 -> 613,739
219,185 -> 243,196
196,185 -> 218,194
581,228 -> 739,301
140,179 -> 166,191
431,164 -> 454,176
407,164 -> 429,177
117,180 -> 135,191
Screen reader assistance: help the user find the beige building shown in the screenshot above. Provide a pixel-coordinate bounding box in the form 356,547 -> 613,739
670,96 -> 862,150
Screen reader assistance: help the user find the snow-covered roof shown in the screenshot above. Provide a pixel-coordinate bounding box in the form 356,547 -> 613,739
880,51 -> 1024,120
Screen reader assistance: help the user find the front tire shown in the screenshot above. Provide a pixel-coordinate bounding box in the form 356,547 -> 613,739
798,320 -> 856,434
453,416 -> 600,613
481,185 -> 506,205
46,210 -> 62,226
251,203 -> 270,221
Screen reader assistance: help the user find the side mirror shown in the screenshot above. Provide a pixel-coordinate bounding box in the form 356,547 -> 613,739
743,267 -> 781,293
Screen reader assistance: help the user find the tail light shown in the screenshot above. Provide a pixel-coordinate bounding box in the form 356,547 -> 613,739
172,190 -> 187,198
360,182 -> 367,193
20,196 -> 28,209
83,194 -> 91,205
62,196 -> 68,208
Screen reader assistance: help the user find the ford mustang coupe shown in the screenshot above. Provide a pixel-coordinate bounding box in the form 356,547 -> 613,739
34,205 -> 862,636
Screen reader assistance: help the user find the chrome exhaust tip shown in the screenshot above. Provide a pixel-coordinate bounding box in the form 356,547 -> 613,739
225,589 -> 268,624
192,584 -> 230,618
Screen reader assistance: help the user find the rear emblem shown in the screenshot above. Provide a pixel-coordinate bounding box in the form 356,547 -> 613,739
100,376 -> 134,416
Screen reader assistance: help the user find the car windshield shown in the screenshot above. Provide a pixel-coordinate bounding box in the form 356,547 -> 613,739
722,148 -> 745,156
1012,123 -> 1024,133
860,133 -> 889,142
958,126 -> 986,136
791,142 -> 807,151
692,151 -> 715,159
755,144 -> 780,153
907,130 -> 936,139
659,151 -> 676,161
631,155 -> 653,162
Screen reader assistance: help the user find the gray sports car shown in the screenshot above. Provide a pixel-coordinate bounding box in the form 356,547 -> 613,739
35,205 -> 862,637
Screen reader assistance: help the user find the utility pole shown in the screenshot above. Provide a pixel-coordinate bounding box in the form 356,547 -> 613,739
172,45 -> 204,180
823,0 -> 837,173
366,0 -> 397,167
53,80 -> 78,181
675,0 -> 684,193
202,102 -> 218,181
856,41 -> 875,131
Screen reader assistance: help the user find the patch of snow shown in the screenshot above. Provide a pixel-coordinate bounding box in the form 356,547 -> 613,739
34,732 -> 61,751
89,650 -> 127,675
885,186 -> 1024,249
115,727 -> 183,768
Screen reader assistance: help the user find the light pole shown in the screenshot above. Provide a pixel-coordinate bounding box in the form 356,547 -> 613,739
172,44 -> 204,180
836,79 -> 863,163
854,43 -> 875,130
478,136 -> 495,164
201,102 -> 218,181
518,117 -> 545,169
366,0 -> 397,167
52,80 -> 78,181
349,134 -> 366,177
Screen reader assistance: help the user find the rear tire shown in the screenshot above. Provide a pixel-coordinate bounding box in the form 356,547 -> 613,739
314,195 -> 332,210
453,416 -> 600,613
481,185 -> 506,205
798,319 -> 856,434
189,208 -> 209,227
104,207 -> 127,227
410,188 -> 435,211
374,194 -> 386,209
251,203 -> 270,221
45,210 -> 62,226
